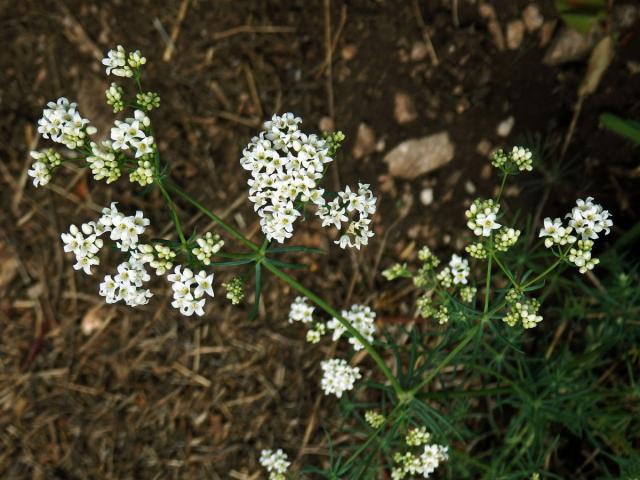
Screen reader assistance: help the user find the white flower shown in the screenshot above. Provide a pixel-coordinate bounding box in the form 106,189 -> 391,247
466,199 -> 500,237
37,97 -> 93,149
60,222 -> 104,275
241,113 -> 333,243
28,161 -> 51,187
110,110 -> 154,159
320,358 -> 361,398
566,197 -> 612,241
102,45 -> 133,77
448,254 -> 469,285
194,271 -> 214,298
327,304 -> 376,351
87,141 -> 121,183
419,444 -> 449,477
259,449 -> 290,479
289,296 -> 314,323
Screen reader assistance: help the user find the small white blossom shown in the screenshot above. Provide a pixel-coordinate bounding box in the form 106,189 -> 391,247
448,254 -> 469,285
288,296 -> 315,323
167,265 -> 213,317
37,97 -> 94,149
102,45 -> 133,77
192,232 -> 224,264
327,304 -> 376,351
320,358 -> 361,398
465,199 -> 500,237
259,449 -> 290,480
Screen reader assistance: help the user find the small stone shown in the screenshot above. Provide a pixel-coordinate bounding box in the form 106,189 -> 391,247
522,4 -> 544,32
384,132 -> 455,180
394,92 -> 417,124
410,41 -> 429,61
318,116 -> 334,133
487,20 -> 506,51
341,44 -> 358,61
476,139 -> 492,156
543,27 -> 594,66
464,180 -> 476,195
352,123 -> 377,159
539,20 -> 557,48
506,20 -> 525,49
496,116 -> 515,137
420,188 -> 434,206
478,3 -> 497,20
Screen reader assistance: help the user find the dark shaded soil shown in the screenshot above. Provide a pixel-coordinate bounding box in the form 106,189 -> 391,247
1,0 -> 639,478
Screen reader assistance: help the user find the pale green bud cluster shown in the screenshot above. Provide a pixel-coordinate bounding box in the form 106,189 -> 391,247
495,227 -> 520,252
460,286 -> 477,303
138,243 -> 176,275
412,264 -> 432,289
222,276 -> 244,305
129,157 -> 154,186
568,239 -> 599,273
434,305 -> 449,325
418,246 -> 440,269
503,294 -> 542,329
365,410 -> 386,429
416,295 -> 434,319
305,322 -> 327,343
490,146 -> 533,173
136,91 -> 160,111
31,148 -> 62,168
406,426 -> 431,446
436,267 -> 453,288
383,262 -> 411,280
465,241 -> 487,259
324,130 -> 346,156
106,83 -> 124,113
192,232 -> 224,264
87,141 -> 121,183
128,50 -> 147,69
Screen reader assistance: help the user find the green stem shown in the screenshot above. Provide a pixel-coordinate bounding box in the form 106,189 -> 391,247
409,324 -> 480,395
496,173 -> 508,203
492,254 -> 519,289
157,181 -> 187,247
262,259 -> 405,397
483,255 -> 493,314
522,254 -> 566,289
167,181 -> 259,252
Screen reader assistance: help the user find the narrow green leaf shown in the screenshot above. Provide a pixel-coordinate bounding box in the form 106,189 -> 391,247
600,113 -> 640,145
208,259 -> 254,267
249,263 -> 262,321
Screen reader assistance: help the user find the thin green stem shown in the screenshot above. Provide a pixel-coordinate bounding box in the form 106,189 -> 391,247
157,181 -> 187,247
409,324 -> 480,395
262,259 -> 405,397
496,172 -> 508,203
483,255 -> 493,314
492,254 -> 519,289
167,181 -> 259,252
522,254 -> 566,289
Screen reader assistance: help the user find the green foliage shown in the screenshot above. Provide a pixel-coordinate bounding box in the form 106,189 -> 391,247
600,114 -> 640,146
554,0 -> 608,34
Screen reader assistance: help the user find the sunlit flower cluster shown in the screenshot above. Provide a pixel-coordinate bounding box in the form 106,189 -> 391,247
392,428 -> 449,480
28,149 -> 62,187
37,97 -> 95,150
448,254 -> 470,285
111,109 -> 154,158
320,358 -> 361,398
61,222 -> 105,275
167,266 -> 214,316
490,146 -> 533,172
540,197 -> 612,273
191,232 -> 224,264
99,202 -> 150,252
102,45 -> 146,78
327,304 -> 376,351
99,254 -> 152,307
317,182 -> 377,249
503,292 -> 543,329
466,198 -> 501,237
241,113 -> 332,243
259,449 -> 290,480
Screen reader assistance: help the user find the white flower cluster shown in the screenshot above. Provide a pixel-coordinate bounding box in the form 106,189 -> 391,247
167,266 -> 214,316
99,202 -> 150,252
317,183 -> 377,249
490,146 -> 533,172
259,449 -> 290,480
61,222 -> 104,274
106,83 -> 124,112
241,113 -> 332,243
540,197 -> 612,273
191,232 -> 224,264
466,198 -> 501,237
392,431 -> 449,480
111,109 -> 155,159
448,254 -> 469,285
327,304 -> 376,351
28,149 -> 62,187
102,45 -> 146,78
87,141 -> 121,184
37,97 -> 96,150
320,358 -> 361,398
495,226 -> 520,251
99,253 -> 152,307
288,296 -> 315,323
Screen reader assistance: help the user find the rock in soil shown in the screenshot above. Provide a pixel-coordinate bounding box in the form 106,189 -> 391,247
394,92 -> 417,124
496,116 -> 515,137
352,123 -> 377,159
522,4 -> 544,32
543,27 -> 596,66
384,132 -> 455,180
506,20 -> 525,50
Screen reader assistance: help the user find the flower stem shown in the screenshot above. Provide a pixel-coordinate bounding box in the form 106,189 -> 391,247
156,181 -> 187,247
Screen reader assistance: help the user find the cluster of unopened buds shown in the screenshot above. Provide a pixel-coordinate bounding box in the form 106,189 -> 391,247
503,289 -> 543,329
391,426 -> 449,479
539,197 -> 612,273
490,145 -> 534,172
241,113 -> 377,248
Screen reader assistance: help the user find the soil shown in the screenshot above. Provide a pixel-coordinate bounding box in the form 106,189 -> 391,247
1,0 -> 639,478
